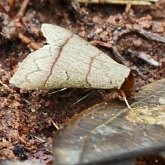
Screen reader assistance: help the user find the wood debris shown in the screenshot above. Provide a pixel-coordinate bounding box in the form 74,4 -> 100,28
76,0 -> 158,5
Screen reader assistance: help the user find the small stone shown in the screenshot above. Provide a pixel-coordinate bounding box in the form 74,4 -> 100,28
158,97 -> 165,105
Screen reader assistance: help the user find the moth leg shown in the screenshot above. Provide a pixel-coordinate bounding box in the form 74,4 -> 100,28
48,88 -> 67,95
119,90 -> 133,110
98,89 -> 118,102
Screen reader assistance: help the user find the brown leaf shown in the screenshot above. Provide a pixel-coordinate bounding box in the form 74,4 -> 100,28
53,78 -> 165,165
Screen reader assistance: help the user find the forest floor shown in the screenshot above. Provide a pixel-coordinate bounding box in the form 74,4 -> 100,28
0,0 -> 165,164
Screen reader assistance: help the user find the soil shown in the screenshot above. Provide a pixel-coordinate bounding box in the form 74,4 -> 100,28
0,0 -> 165,164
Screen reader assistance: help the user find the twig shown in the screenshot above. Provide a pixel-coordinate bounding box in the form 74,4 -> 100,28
17,0 -> 30,17
76,0 -> 155,5
71,0 -> 82,14
48,88 -> 67,95
111,46 -> 129,65
112,28 -> 130,44
128,49 -> 161,67
90,39 -> 128,65
133,26 -> 165,43
18,32 -> 41,50
113,26 -> 165,44
16,0 -> 43,50
0,12 -> 41,50
0,80 -> 11,91
111,29 -> 131,66
125,2 -> 131,13
90,40 -> 112,49
34,136 -> 45,143
112,26 -> 165,66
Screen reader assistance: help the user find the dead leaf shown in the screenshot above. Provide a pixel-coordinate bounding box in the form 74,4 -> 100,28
126,105 -> 165,126
53,78 -> 165,165
10,24 -> 134,97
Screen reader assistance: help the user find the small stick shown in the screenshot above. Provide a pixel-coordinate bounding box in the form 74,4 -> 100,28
112,29 -> 131,44
113,26 -> 165,45
51,118 -> 59,130
90,40 -> 112,49
111,46 -> 129,65
125,3 -> 131,13
17,0 -> 30,17
71,0 -> 82,14
128,49 -> 161,67
0,80 -> 11,91
76,0 -> 153,5
90,39 -> 129,66
133,26 -> 165,43
18,32 -> 41,50
0,2 -> 41,50
120,90 -> 132,110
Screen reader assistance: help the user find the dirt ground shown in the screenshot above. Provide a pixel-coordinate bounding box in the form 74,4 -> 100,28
0,0 -> 165,164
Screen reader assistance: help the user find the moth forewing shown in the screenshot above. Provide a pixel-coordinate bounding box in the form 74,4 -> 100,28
41,24 -> 73,45
10,24 -> 135,97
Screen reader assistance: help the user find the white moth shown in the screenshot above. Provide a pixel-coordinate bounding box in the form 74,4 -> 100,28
10,24 -> 133,92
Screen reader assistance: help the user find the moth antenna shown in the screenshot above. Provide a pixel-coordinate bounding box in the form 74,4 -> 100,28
48,88 -> 67,95
120,90 -> 133,110
71,91 -> 94,107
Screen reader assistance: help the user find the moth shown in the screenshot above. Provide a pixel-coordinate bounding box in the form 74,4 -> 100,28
10,24 -> 134,97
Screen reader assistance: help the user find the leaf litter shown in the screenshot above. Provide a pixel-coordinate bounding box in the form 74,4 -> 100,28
53,78 -> 165,165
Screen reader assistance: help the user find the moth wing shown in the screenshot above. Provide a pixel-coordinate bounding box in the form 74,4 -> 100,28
41,24 -> 73,45
10,45 -> 58,89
